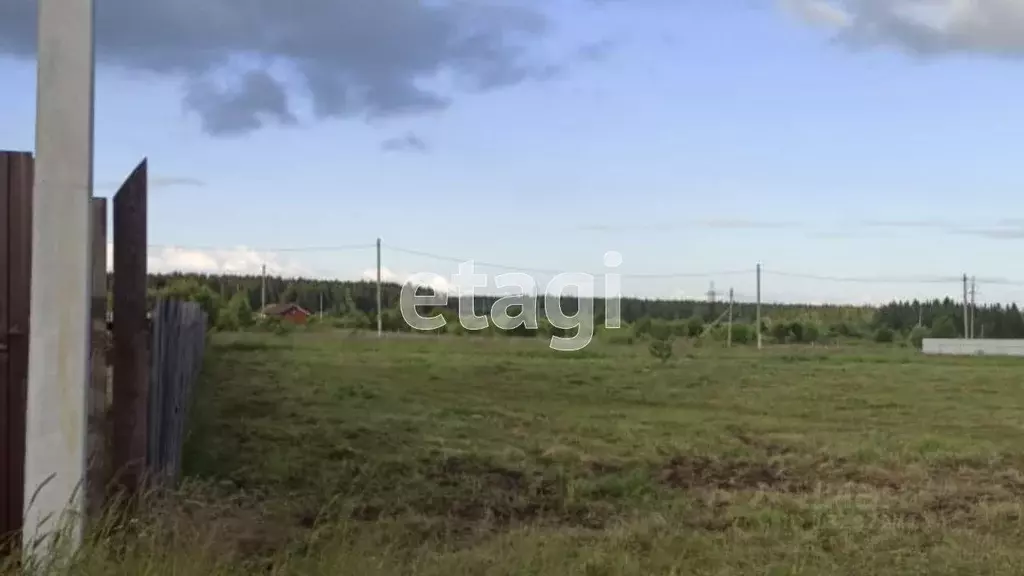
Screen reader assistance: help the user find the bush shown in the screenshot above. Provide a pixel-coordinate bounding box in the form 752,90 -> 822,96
930,315 -> 958,338
445,320 -> 466,336
648,319 -> 673,341
648,338 -> 674,363
333,311 -> 371,331
380,308 -> 408,332
802,322 -> 821,344
215,311 -> 240,332
706,325 -> 729,342
829,322 -> 862,338
909,326 -> 929,349
787,321 -> 804,343
730,323 -> 750,344
154,278 -> 225,329
770,322 -> 790,344
686,316 -> 704,338
874,327 -> 895,343
671,320 -> 690,338
632,316 -> 653,337
607,329 -> 635,346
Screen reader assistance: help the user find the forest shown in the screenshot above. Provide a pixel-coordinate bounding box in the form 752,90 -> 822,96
142,272 -> 1024,343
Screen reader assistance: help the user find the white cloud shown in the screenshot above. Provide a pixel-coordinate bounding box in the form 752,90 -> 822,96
362,267 -> 451,293
105,243 -> 313,277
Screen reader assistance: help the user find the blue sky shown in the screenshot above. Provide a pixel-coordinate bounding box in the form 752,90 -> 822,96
2,0 -> 1024,304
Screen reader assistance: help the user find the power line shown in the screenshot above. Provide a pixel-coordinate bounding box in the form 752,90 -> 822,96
382,243 -> 752,279
141,241 -> 1024,289
761,269 -> 962,284
146,243 -> 376,253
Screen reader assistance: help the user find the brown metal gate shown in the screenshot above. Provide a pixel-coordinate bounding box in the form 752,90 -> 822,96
0,151 -> 32,552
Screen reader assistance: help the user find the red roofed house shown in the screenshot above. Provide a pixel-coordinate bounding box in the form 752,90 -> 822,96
260,302 -> 312,325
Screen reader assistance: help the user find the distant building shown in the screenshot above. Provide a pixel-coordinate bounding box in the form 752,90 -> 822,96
260,302 -> 312,325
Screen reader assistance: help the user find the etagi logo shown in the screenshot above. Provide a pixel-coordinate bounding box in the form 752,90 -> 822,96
400,252 -> 623,352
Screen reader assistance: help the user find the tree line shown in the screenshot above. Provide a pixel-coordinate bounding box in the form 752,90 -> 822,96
139,272 -> 1024,343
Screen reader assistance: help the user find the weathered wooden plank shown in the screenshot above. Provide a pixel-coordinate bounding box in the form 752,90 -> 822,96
112,159 -> 148,495
87,197 -> 108,520
142,299 -> 207,487
0,152 -> 12,549
146,299 -> 165,472
7,153 -> 33,551
0,152 -> 33,553
171,305 -> 202,480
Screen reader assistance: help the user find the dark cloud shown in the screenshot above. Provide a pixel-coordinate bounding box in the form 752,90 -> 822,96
184,70 -> 297,136
577,39 -> 617,62
0,0 -> 577,136
381,133 -> 429,154
788,1 -> 1024,57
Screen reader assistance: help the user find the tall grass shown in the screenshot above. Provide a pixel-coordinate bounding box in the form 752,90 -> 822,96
7,333 -> 1024,574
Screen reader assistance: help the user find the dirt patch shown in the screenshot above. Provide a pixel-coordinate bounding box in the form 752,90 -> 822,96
657,453 -> 921,495
732,431 -> 799,457
658,455 -> 814,493
121,487 -> 301,570
411,455 -> 615,528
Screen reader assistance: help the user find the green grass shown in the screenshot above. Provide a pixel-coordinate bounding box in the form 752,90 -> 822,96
18,332 -> 1024,574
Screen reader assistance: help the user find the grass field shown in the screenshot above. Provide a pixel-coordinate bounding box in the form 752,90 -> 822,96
28,332 -> 1024,574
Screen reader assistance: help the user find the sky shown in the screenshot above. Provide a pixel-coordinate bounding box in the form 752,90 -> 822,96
2,0 -> 1024,305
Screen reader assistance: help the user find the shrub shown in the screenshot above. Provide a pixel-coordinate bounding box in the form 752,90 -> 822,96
648,319 -> 673,341
787,321 -> 805,343
874,327 -> 895,343
829,322 -> 862,339
686,316 -> 704,338
607,329 -> 635,346
802,322 -> 821,344
930,315 -> 958,338
231,291 -> 254,328
333,311 -> 371,331
770,322 -> 790,344
730,323 -> 750,344
215,306 -> 240,332
445,320 -> 466,336
648,338 -> 674,363
909,325 -> 929,349
305,316 -> 329,332
154,278 -> 225,329
632,316 -> 653,337
272,319 -> 293,336
671,320 -> 690,338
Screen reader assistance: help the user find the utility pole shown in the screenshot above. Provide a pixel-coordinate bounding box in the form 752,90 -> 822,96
706,281 -> 717,320
756,264 -> 762,350
962,273 -> 969,339
260,264 -> 267,318
970,276 -> 976,339
376,238 -> 383,337
319,291 -> 324,320
727,288 -> 734,348
24,0 -> 95,552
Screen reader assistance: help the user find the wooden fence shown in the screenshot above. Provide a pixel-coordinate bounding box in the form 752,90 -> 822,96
0,152 -> 32,553
147,299 -> 207,485
0,151 -> 209,555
